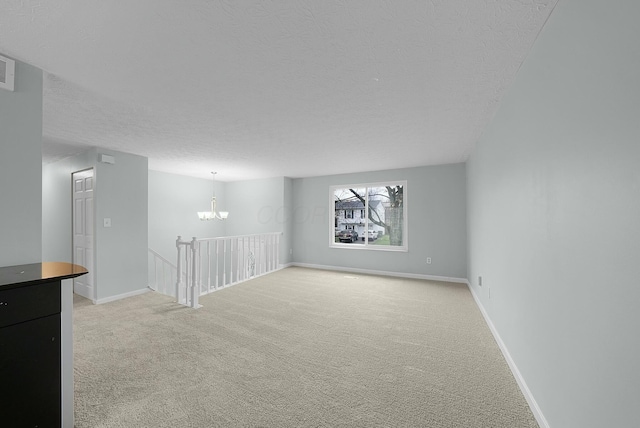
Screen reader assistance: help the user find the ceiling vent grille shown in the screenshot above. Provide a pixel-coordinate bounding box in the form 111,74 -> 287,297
0,55 -> 15,91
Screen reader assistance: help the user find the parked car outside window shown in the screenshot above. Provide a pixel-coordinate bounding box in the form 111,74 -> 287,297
337,230 -> 359,243
362,230 -> 377,241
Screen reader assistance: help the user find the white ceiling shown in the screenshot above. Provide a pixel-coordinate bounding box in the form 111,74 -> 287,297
0,0 -> 557,181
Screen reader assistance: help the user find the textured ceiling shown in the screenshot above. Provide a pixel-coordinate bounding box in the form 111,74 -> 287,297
0,0 -> 557,181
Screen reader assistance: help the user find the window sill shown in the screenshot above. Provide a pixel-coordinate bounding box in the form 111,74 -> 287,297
330,243 -> 408,252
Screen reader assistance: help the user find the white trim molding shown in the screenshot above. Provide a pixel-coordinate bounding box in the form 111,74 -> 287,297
291,262 -> 468,284
465,281 -> 550,428
95,287 -> 151,305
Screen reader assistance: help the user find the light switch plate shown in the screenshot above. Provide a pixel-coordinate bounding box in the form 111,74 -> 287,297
104,218 -> 112,228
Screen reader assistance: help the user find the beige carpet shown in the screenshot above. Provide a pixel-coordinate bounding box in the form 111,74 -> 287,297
73,267 -> 538,427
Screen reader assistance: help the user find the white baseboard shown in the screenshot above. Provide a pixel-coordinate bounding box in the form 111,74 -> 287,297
465,281 -> 549,428
95,287 -> 151,305
290,262 -> 468,284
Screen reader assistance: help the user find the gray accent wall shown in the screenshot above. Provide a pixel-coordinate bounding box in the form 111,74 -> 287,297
0,59 -> 42,266
292,164 -> 467,279
466,1 -> 640,426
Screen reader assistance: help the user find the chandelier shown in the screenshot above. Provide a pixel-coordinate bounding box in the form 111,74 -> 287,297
197,172 -> 228,220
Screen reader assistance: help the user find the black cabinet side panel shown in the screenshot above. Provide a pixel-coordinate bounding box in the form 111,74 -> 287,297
0,313 -> 61,427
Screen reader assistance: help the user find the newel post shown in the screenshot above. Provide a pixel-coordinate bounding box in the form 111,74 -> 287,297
190,237 -> 199,308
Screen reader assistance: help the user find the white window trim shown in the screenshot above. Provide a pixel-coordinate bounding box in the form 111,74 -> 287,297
330,180 -> 408,252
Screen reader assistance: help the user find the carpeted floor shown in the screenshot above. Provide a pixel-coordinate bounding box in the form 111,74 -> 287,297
73,267 -> 538,427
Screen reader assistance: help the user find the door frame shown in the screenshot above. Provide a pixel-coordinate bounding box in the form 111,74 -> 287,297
71,167 -> 96,302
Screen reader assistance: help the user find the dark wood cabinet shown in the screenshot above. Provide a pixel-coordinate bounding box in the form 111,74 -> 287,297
0,311 -> 61,425
0,263 -> 87,428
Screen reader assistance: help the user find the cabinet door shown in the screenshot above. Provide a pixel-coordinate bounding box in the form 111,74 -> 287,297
0,314 -> 61,427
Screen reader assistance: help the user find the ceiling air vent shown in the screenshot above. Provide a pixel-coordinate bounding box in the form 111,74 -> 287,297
0,55 -> 16,91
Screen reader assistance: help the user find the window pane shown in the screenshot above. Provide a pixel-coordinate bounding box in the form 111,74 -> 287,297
369,185 -> 404,247
334,187 -> 366,244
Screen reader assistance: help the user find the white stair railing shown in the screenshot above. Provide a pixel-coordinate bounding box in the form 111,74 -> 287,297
148,248 -> 180,297
176,232 -> 282,308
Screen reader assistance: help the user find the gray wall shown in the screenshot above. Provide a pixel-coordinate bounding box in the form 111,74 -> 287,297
148,170 -> 227,263
224,177 -> 285,237
42,149 -> 95,262
43,148 -> 148,301
466,0 -> 640,426
94,149 -> 148,301
148,172 -> 294,267
283,177 -> 293,265
0,58 -> 42,266
292,164 -> 467,279
225,176 -> 293,264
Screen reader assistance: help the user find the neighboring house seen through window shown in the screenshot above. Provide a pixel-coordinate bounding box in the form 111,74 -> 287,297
331,181 -> 407,251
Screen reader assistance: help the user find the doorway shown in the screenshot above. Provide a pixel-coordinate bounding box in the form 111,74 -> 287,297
72,169 -> 95,300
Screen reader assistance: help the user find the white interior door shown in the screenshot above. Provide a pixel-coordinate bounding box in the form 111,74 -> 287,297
72,169 -> 95,300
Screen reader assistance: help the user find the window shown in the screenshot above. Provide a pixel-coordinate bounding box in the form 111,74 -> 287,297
331,181 -> 407,251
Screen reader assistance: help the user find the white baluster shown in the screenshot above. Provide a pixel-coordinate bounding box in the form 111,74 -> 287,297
277,234 -> 281,268
206,241 -> 211,293
176,236 -> 182,303
215,239 -> 219,289
223,239 -> 227,287
190,237 -> 198,308
235,237 -> 240,284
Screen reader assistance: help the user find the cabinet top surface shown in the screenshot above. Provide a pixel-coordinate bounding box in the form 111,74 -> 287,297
0,262 -> 88,289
